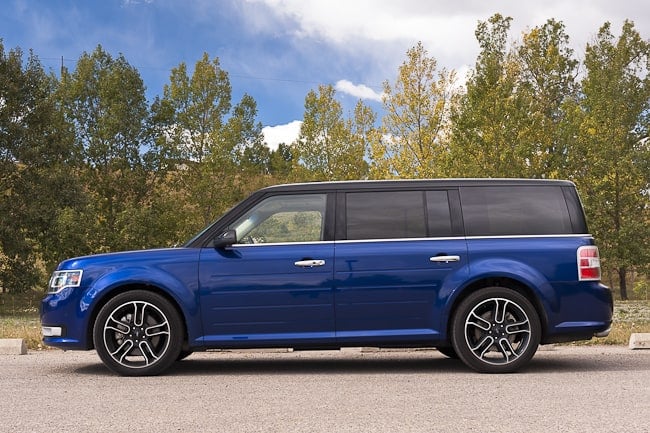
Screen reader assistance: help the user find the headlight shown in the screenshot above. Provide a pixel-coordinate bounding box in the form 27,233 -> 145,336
48,270 -> 83,294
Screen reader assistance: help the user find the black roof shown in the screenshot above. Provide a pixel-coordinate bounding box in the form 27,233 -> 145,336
258,178 -> 575,193
186,178 -> 577,247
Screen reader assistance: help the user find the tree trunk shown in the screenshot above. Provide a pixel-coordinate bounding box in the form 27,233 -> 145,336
618,267 -> 628,300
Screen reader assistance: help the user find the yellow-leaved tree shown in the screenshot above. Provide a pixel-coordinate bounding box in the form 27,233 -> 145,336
370,41 -> 458,179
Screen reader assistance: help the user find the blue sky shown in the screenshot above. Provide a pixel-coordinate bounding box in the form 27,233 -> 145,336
2,0 -> 649,148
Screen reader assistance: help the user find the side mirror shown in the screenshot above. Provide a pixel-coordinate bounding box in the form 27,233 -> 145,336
213,229 -> 237,249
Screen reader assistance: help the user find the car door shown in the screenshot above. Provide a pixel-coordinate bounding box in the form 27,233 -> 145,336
334,189 -> 468,343
198,193 -> 335,345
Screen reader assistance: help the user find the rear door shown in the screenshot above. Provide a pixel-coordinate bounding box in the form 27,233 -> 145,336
334,189 -> 468,343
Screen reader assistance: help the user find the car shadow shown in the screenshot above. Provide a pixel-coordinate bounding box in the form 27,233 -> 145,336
166,355 -> 467,376
73,353 -> 467,376
73,348 -> 649,376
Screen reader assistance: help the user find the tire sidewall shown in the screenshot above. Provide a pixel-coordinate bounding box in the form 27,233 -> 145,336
451,287 -> 541,373
93,290 -> 183,376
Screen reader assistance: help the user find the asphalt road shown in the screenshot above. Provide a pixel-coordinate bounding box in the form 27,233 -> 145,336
1,346 -> 649,433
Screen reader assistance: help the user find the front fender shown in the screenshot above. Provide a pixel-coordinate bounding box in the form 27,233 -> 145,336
82,266 -> 202,346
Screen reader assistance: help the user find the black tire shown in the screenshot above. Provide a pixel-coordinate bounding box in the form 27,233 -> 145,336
451,287 -> 541,373
176,350 -> 193,361
93,290 -> 183,376
436,346 -> 459,359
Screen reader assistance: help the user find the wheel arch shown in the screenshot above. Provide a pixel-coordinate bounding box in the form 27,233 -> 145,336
85,282 -> 191,351
444,276 -> 549,344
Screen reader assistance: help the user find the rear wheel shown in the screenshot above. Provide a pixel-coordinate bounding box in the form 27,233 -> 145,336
176,350 -> 193,361
451,287 -> 541,373
93,290 -> 183,376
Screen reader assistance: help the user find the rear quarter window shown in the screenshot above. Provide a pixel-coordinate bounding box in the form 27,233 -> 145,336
460,186 -> 574,236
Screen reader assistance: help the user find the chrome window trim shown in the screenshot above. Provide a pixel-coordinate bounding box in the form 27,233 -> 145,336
226,234 -> 592,247
231,241 -> 335,248
464,234 -> 592,240
338,234 -> 591,244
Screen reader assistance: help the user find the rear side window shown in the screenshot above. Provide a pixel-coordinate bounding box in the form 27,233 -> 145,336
346,191 -> 426,240
461,186 -> 573,236
426,191 -> 453,237
344,190 -> 454,240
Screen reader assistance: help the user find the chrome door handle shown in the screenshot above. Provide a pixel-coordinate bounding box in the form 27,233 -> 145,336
294,259 -> 326,268
430,255 -> 460,263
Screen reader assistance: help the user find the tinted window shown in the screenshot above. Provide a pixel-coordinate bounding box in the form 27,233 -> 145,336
346,191 -> 426,240
461,186 -> 573,236
426,191 -> 453,237
230,194 -> 326,243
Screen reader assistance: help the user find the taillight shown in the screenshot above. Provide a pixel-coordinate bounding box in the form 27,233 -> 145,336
577,246 -> 601,281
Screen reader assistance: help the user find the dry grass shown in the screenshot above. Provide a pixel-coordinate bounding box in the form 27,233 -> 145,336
0,315 -> 44,349
0,290 -> 47,350
2,291 -> 649,350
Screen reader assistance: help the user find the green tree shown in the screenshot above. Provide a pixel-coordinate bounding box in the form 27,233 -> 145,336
449,14 -> 529,177
568,21 -> 650,299
59,45 -> 158,253
515,19 -> 579,178
349,100 -> 378,178
268,143 -> 294,178
294,84 -> 369,181
371,41 -> 457,179
155,53 -> 264,233
226,94 -> 265,167
0,42 -> 79,291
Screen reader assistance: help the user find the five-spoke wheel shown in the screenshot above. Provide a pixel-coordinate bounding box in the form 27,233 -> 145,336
93,291 -> 183,376
451,287 -> 541,373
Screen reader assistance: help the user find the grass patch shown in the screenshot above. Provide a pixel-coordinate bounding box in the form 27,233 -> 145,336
0,315 -> 43,349
0,290 -> 46,350
0,290 -> 41,316
2,291 -> 650,350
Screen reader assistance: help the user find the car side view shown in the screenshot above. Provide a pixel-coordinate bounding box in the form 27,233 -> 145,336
41,179 -> 613,375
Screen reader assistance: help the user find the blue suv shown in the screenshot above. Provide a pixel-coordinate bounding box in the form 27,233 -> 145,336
41,179 -> 613,375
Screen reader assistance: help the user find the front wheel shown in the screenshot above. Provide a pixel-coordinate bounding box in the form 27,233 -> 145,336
451,287 -> 541,373
93,290 -> 183,376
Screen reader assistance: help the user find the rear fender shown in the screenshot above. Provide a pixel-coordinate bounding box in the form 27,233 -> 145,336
438,258 -> 557,337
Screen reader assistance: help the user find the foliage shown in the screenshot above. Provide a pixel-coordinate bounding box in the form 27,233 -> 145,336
448,14 -> 529,177
566,21 -> 650,299
0,42 -> 80,292
632,279 -> 649,301
294,84 -> 369,180
153,53 -> 267,237
58,45 -> 159,253
371,42 -> 457,179
514,19 -> 579,178
0,16 -> 650,294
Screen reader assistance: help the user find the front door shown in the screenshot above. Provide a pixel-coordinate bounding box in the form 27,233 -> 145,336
198,193 -> 335,346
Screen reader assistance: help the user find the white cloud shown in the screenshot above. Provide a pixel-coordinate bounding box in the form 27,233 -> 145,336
335,80 -> 383,102
262,120 -> 302,151
245,0 -> 650,77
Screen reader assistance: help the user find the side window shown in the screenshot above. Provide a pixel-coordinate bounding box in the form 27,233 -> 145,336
461,186 -> 573,236
346,191 -> 426,240
230,194 -> 327,244
426,191 -> 453,237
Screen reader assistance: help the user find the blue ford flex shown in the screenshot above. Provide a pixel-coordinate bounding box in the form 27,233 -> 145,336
41,179 -> 613,375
